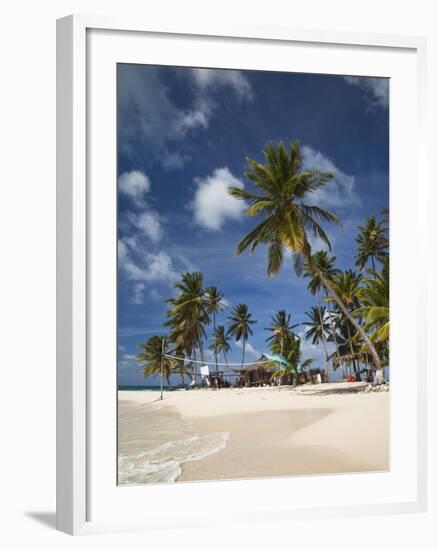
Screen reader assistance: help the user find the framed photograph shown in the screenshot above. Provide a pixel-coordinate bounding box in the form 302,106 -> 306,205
57,15 -> 427,535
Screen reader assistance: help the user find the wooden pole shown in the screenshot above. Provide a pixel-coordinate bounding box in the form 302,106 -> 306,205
160,337 -> 165,401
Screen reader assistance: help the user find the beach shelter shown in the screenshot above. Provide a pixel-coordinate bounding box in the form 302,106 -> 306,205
262,353 -> 288,389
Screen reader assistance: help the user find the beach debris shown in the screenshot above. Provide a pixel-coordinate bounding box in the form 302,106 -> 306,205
363,383 -> 389,393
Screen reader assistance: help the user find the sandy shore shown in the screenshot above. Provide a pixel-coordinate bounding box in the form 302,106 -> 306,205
118,383 -> 389,483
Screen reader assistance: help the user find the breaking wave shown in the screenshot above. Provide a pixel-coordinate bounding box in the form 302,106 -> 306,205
118,400 -> 229,485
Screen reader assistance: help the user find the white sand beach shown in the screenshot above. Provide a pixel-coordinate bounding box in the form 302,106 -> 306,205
118,383 -> 389,484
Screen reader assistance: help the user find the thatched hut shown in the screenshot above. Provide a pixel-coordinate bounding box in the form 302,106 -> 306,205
236,356 -> 276,387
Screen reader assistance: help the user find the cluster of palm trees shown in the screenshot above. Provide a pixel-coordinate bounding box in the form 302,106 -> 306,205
136,140 -> 389,386
136,272 -> 259,386
228,141 -> 389,381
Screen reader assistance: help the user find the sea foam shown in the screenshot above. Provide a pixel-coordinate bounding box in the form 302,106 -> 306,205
118,432 -> 229,485
118,399 -> 229,485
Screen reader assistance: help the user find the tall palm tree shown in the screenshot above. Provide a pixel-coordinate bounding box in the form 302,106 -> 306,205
355,216 -> 389,271
205,286 -> 226,374
303,251 -> 342,374
302,306 -> 331,378
265,310 -> 299,353
329,270 -> 362,376
227,304 -> 257,367
209,325 -> 232,368
228,141 -> 382,370
165,272 -> 210,383
136,335 -> 176,388
355,257 -> 389,345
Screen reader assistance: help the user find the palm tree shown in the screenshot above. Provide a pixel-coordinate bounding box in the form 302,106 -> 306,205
265,310 -> 299,352
228,141 -> 382,370
355,257 -> 389,345
269,331 -> 313,386
304,251 -> 342,371
227,304 -> 257,367
209,325 -> 232,368
328,270 -> 362,376
165,272 -> 210,383
355,216 -> 388,271
205,286 -> 226,374
136,335 -> 176,388
302,306 -> 331,378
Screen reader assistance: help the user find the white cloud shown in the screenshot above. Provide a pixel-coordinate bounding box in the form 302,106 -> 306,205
131,282 -> 145,304
344,76 -> 389,109
129,211 -> 162,243
301,145 -> 360,209
118,239 -> 178,284
192,167 -> 246,231
118,170 -> 151,201
191,68 -> 253,100
235,340 -> 260,359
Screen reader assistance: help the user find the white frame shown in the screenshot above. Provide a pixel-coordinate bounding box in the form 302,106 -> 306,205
56,14 -> 428,535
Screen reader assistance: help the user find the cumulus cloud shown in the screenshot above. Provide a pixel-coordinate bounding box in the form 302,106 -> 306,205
118,239 -> 178,284
118,170 -> 164,242
131,283 -> 145,304
118,170 -> 151,200
344,76 -> 389,109
191,68 -> 253,100
129,211 -> 162,243
301,145 -> 360,209
192,167 -> 246,231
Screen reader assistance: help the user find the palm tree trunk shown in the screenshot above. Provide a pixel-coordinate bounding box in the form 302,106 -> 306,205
325,295 -> 342,375
371,256 -> 376,271
317,301 -> 329,381
213,313 -> 218,375
223,350 -> 229,369
345,321 -> 358,375
241,339 -> 246,369
318,269 -> 382,370
192,350 -> 197,385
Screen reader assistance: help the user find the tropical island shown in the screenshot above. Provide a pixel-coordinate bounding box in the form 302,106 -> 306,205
118,141 -> 390,485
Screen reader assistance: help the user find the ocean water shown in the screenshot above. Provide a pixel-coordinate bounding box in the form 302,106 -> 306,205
118,399 -> 229,484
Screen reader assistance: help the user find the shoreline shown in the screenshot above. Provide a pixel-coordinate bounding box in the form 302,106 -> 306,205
118,384 -> 389,483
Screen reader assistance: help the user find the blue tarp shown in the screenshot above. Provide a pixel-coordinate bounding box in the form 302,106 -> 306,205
262,353 -> 288,366
262,353 -> 303,373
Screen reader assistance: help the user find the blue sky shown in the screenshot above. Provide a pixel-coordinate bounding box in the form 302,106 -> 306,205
117,64 -> 389,386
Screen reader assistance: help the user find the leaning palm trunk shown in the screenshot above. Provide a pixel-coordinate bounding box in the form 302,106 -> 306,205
318,269 -> 382,370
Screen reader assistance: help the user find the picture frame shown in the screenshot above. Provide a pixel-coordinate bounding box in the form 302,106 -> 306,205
56,14 -> 428,535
